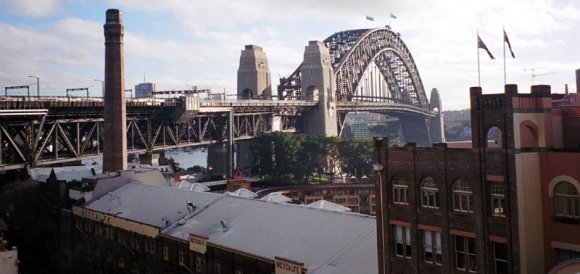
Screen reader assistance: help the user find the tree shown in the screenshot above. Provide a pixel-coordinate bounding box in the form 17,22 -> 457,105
337,138 -> 373,178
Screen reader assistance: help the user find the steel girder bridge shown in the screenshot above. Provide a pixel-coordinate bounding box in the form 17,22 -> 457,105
0,98 -> 313,171
278,27 -> 435,143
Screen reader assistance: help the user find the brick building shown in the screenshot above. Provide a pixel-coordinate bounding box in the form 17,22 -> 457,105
68,180 -> 377,274
268,184 -> 376,214
374,84 -> 580,274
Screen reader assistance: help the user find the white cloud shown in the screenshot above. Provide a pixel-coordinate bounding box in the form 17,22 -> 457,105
1,0 -> 579,108
2,0 -> 61,17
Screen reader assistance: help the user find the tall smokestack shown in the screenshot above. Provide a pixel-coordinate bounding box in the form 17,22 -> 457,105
103,9 -> 127,172
576,69 -> 580,93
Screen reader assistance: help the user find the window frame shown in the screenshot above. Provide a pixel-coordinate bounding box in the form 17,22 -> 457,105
421,177 -> 440,209
490,182 -> 507,217
394,225 -> 412,259
493,242 -> 508,274
454,235 -> 476,273
392,174 -> 409,205
422,230 -> 442,265
453,180 -> 474,213
554,181 -> 580,219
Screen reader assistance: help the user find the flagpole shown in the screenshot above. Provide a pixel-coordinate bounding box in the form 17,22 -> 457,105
503,26 -> 506,86
477,31 -> 481,87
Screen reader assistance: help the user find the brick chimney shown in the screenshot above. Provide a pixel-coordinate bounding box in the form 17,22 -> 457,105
103,9 -> 127,172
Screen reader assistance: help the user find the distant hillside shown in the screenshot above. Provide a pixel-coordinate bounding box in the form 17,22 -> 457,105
443,109 -> 471,141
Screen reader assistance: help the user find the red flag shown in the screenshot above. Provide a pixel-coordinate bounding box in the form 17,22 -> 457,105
477,35 -> 495,60
503,30 -> 515,58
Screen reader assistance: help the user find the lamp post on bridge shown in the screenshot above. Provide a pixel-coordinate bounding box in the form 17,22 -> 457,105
28,76 -> 39,97
94,79 -> 104,97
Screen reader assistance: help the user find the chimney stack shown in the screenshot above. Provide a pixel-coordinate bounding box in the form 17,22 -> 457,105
103,9 -> 127,172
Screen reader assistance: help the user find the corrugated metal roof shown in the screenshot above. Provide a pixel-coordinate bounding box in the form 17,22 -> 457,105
83,182 -> 377,274
84,183 -> 221,228
165,195 -> 377,274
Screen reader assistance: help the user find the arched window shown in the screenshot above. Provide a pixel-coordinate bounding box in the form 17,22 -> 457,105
421,177 -> 439,209
452,179 -> 473,213
554,181 -> 580,218
486,126 -> 502,148
392,174 -> 409,205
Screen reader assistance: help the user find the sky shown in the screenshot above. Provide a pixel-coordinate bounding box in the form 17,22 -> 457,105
0,0 -> 578,110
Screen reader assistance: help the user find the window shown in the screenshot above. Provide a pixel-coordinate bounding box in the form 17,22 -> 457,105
163,246 -> 169,261
453,180 -> 473,213
178,251 -> 185,266
214,262 -> 222,274
554,181 -> 580,218
493,243 -> 508,274
455,236 -> 476,272
423,230 -> 442,265
491,183 -> 507,217
195,256 -> 203,272
394,225 -> 412,258
556,248 -> 580,264
392,175 -> 409,205
421,177 -> 439,209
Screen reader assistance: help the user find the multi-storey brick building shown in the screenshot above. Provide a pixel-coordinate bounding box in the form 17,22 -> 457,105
374,84 -> 580,274
268,184 -> 376,214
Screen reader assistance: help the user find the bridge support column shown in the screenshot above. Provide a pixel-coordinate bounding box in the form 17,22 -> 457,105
235,140 -> 254,174
237,45 -> 272,100
399,114 -> 432,147
139,152 -> 159,166
299,41 -> 338,137
207,143 -> 227,179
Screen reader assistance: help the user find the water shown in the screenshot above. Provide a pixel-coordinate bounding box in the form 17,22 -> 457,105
81,147 -> 208,170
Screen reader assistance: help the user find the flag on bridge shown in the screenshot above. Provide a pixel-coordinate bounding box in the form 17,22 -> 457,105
477,35 -> 495,60
390,13 -> 397,19
366,15 -> 374,21
503,30 -> 515,58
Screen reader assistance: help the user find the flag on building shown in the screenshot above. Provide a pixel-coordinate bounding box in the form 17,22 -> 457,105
503,30 -> 515,58
390,13 -> 397,19
477,35 -> 495,60
366,15 -> 374,21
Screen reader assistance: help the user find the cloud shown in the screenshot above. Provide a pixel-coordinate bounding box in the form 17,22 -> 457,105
2,0 -> 61,17
1,0 -> 579,108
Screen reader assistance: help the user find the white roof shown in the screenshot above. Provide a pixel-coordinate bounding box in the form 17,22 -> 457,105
82,182 -> 377,274
29,166 -> 95,183
177,181 -> 210,192
227,188 -> 258,198
84,183 -> 221,228
306,200 -> 352,212
260,192 -> 291,203
165,195 -> 376,274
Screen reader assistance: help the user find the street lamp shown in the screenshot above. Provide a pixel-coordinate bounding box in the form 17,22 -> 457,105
28,76 -> 39,97
94,79 -> 104,97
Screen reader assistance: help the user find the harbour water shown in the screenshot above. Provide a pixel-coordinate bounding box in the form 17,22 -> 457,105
82,147 -> 208,170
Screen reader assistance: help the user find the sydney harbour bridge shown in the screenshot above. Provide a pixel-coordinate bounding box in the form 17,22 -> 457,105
0,26 -> 443,172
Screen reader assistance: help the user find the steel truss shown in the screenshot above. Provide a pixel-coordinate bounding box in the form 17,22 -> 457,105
278,27 -> 429,111
0,112 -> 295,170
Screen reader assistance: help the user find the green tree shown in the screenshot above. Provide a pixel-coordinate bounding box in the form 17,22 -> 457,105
338,138 -> 373,178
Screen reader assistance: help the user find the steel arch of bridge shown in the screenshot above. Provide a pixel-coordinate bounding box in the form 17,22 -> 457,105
279,27 -> 429,112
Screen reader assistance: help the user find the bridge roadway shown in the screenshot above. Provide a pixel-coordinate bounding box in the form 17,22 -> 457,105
0,95 -> 432,171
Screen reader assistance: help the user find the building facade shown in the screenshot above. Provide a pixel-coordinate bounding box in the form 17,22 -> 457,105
374,84 -> 580,274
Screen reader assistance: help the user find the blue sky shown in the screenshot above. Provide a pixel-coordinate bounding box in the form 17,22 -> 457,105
0,0 -> 579,109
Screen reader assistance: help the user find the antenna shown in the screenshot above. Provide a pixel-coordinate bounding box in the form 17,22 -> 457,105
524,68 -> 554,85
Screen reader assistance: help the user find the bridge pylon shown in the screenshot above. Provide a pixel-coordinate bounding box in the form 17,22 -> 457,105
237,45 -> 272,100
299,41 -> 338,137
429,88 -> 445,143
